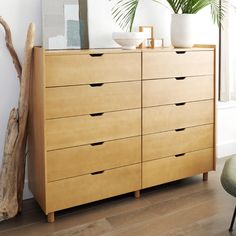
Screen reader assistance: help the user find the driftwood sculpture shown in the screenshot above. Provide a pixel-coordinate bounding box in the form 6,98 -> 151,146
0,17 -> 35,221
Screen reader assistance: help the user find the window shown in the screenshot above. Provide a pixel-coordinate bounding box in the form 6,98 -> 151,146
220,0 -> 236,101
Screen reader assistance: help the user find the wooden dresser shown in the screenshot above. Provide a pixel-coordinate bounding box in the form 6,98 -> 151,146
28,45 -> 216,222
142,47 -> 215,188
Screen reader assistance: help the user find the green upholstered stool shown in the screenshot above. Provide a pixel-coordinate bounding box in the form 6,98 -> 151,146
221,156 -> 236,232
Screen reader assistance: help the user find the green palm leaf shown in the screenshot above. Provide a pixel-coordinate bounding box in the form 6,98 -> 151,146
110,0 -> 140,32
110,0 -> 229,30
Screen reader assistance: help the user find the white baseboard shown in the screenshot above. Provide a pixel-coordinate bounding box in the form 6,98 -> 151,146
23,180 -> 33,200
217,140 -> 236,158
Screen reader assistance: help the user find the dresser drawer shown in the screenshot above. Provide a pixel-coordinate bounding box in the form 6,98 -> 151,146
143,50 -> 214,79
47,136 -> 141,182
46,109 -> 141,150
46,164 -> 141,213
143,124 -> 213,161
143,76 -> 214,107
142,148 -> 214,188
46,81 -> 141,119
45,53 -> 141,87
143,100 -> 213,134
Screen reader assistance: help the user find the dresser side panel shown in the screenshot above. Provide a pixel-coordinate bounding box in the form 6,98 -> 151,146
28,47 -> 47,212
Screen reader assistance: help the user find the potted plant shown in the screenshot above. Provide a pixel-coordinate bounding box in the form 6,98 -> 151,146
110,0 -> 227,48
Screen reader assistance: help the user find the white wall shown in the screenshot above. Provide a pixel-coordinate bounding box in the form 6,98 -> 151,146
87,0 -> 172,48
217,102 -> 236,158
0,0 -> 231,200
216,0 -> 236,157
0,0 -> 42,199
88,1 -> 219,48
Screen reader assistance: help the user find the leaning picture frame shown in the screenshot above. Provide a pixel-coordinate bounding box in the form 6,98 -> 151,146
152,38 -> 164,48
42,0 -> 89,50
139,26 -> 154,48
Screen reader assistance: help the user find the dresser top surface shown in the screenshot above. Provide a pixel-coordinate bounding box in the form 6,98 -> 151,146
35,45 -> 215,56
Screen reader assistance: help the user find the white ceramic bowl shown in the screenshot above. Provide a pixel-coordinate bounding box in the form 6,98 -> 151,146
112,32 -> 146,50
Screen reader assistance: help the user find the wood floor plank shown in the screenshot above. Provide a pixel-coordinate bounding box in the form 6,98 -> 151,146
110,201 -> 219,236
45,219 -> 113,236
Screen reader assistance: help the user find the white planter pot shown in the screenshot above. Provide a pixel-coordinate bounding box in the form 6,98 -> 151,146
171,14 -> 196,48
112,32 -> 146,50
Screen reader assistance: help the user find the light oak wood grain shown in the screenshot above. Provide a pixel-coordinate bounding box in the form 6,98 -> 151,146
134,190 -> 141,199
47,212 -> 54,223
27,46 -> 216,222
142,45 -> 214,52
28,47 -> 47,212
143,100 -> 214,134
44,48 -> 142,55
143,76 -> 214,107
46,164 -> 141,213
142,148 -> 214,188
143,124 -> 214,161
45,81 -> 141,119
143,50 -> 214,79
46,109 -> 141,151
47,136 -> 141,182
45,53 -> 141,87
43,46 -> 211,56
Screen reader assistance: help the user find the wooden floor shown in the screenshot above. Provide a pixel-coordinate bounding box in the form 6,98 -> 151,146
0,158 -> 235,236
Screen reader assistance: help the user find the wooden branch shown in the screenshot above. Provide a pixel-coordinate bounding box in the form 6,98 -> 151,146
0,16 -> 22,80
0,21 -> 35,221
16,23 -> 35,210
0,109 -> 18,221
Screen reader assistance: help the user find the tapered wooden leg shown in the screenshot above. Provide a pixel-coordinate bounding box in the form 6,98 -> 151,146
47,212 -> 55,223
229,206 -> 236,232
134,190 -> 141,199
203,172 -> 208,181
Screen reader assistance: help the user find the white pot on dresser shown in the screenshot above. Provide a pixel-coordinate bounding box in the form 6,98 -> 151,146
171,14 -> 196,48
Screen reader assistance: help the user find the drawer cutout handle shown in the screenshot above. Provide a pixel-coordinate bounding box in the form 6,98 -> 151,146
89,53 -> 104,57
90,112 -> 104,117
175,153 -> 186,157
175,102 -> 186,106
91,170 -> 105,175
91,142 -> 104,146
175,77 -> 186,80
175,128 -> 186,132
90,83 -> 104,87
176,51 -> 186,54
